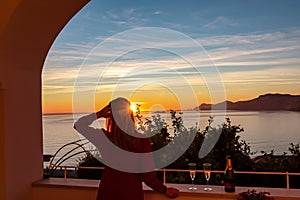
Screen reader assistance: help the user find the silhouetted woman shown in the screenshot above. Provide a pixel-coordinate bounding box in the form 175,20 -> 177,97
74,97 -> 179,200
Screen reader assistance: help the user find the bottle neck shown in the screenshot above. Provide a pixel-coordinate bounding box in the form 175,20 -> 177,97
227,158 -> 232,170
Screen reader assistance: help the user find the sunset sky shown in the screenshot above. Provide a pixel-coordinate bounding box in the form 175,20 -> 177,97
42,0 -> 300,114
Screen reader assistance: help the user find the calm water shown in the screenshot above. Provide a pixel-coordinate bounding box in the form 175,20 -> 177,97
43,111 -> 300,166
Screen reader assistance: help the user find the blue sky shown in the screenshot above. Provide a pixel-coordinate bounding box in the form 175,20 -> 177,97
64,0 -> 300,38
42,0 -> 300,113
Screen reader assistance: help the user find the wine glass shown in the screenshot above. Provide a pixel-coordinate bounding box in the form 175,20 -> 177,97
203,163 -> 212,191
188,163 -> 197,191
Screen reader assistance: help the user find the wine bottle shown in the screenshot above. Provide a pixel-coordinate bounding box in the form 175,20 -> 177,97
224,155 -> 235,192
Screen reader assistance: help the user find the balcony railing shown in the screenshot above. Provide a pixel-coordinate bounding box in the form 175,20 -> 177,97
46,165 -> 300,189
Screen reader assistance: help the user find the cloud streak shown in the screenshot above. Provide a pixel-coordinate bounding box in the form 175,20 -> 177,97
43,28 -> 300,106
204,16 -> 239,29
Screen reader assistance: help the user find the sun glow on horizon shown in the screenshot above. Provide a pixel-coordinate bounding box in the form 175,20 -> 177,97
130,102 -> 140,113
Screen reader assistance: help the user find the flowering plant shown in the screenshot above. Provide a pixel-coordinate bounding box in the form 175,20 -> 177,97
237,189 -> 275,200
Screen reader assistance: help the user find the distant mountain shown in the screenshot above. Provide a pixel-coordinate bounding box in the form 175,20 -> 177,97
197,93 -> 300,111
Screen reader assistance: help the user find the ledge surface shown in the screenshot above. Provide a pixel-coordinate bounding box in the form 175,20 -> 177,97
33,178 -> 300,199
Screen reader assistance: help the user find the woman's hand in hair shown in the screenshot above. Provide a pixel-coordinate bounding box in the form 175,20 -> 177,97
96,105 -> 111,119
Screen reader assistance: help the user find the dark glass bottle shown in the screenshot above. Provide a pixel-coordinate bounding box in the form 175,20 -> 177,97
224,155 -> 235,192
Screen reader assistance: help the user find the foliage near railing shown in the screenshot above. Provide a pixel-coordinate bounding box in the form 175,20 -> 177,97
77,152 -> 104,180
74,107 -> 300,188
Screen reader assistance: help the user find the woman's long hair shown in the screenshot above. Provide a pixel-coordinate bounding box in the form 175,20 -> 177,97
105,98 -> 138,151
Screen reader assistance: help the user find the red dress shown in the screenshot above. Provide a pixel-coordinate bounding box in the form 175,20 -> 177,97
96,137 -> 166,200
74,114 -> 167,200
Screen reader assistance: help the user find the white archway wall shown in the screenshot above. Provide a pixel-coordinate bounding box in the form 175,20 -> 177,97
0,0 -> 89,199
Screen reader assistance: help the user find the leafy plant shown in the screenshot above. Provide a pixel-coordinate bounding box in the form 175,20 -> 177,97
75,105 -> 300,188
77,152 -> 104,179
289,143 -> 300,157
237,189 -> 274,200
199,116 -> 253,171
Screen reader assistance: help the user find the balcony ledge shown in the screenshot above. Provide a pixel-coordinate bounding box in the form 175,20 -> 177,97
33,178 -> 300,200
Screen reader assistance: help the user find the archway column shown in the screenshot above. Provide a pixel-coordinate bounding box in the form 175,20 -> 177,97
0,82 -> 6,200
0,0 -> 90,199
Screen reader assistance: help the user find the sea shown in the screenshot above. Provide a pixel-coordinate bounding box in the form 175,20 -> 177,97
43,110 -> 300,167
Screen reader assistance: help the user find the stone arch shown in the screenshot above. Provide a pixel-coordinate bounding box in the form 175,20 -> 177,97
0,0 -> 89,199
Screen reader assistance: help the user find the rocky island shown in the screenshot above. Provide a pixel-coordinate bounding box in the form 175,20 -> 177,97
197,93 -> 300,111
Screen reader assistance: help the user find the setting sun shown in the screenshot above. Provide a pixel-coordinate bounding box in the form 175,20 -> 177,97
130,103 -> 138,112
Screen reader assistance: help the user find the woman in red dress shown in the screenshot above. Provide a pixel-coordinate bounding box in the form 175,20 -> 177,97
74,97 -> 179,200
